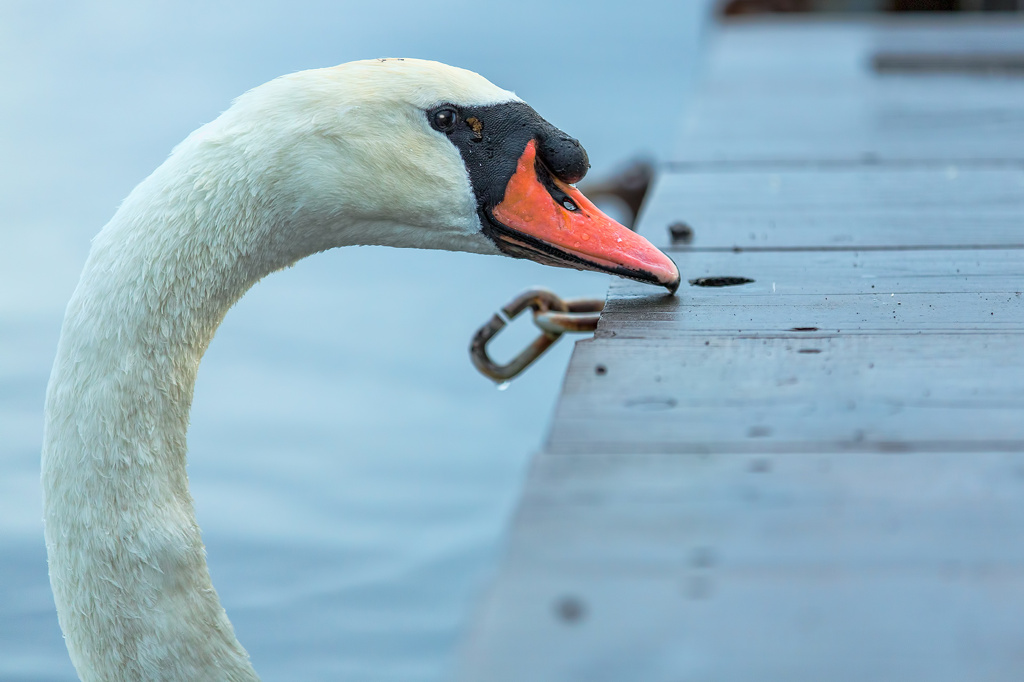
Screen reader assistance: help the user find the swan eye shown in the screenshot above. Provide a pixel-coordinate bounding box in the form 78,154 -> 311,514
430,107 -> 458,133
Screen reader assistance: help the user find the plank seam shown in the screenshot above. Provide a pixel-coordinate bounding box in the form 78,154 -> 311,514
665,244 -> 1024,254
661,159 -> 1024,172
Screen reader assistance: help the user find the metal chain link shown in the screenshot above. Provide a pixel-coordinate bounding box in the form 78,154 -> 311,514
469,288 -> 605,382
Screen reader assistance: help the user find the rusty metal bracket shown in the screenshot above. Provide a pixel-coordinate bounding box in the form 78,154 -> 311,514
470,288 -> 605,382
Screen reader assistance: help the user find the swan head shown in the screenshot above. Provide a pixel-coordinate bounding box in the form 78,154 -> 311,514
191,58 -> 680,292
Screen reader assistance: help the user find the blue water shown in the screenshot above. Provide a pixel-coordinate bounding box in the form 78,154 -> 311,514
0,2 -> 709,679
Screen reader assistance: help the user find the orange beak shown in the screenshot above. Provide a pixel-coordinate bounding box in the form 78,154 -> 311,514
489,140 -> 680,293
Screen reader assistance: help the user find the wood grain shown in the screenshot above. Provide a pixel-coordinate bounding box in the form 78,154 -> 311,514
460,450 -> 1024,682
637,165 -> 1024,251
600,249 -> 1024,339
673,21 -> 1024,164
547,335 -> 1024,455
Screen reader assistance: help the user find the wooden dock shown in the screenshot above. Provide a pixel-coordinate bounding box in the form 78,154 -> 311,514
458,16 -> 1024,681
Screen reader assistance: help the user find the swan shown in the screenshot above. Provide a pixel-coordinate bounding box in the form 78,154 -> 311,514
41,58 -> 679,681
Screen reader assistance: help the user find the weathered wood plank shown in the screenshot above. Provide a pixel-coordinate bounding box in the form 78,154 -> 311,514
546,335 -> 1024,455
600,249 -> 1024,339
677,77 -> 1024,164
636,165 -> 1024,251
673,21 -> 1024,163
460,450 -> 1024,682
873,19 -> 1024,73
459,17 -> 1024,682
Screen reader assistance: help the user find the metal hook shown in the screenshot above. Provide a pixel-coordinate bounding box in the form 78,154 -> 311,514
470,288 -> 604,382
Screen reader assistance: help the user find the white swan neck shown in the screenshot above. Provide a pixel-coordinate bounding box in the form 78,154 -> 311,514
39,59 -> 505,679
41,148 -> 283,681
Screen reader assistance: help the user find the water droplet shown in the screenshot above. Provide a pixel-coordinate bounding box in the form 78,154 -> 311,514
497,381 -> 511,391
574,241 -> 581,248
581,233 -> 590,241
616,237 -> 622,243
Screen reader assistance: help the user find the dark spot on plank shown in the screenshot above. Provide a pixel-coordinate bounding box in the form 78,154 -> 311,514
555,596 -> 586,623
625,396 -> 677,411
668,221 -> 694,244
594,364 -> 607,376
790,327 -> 819,332
689,276 -> 755,287
798,348 -> 822,354
691,546 -> 716,568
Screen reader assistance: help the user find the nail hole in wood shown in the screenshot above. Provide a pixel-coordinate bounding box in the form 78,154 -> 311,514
625,396 -> 677,411
668,221 -> 694,244
555,596 -> 586,624
747,426 -> 773,439
689,277 -> 754,287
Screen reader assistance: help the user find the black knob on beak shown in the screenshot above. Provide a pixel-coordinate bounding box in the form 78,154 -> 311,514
536,129 -> 590,185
